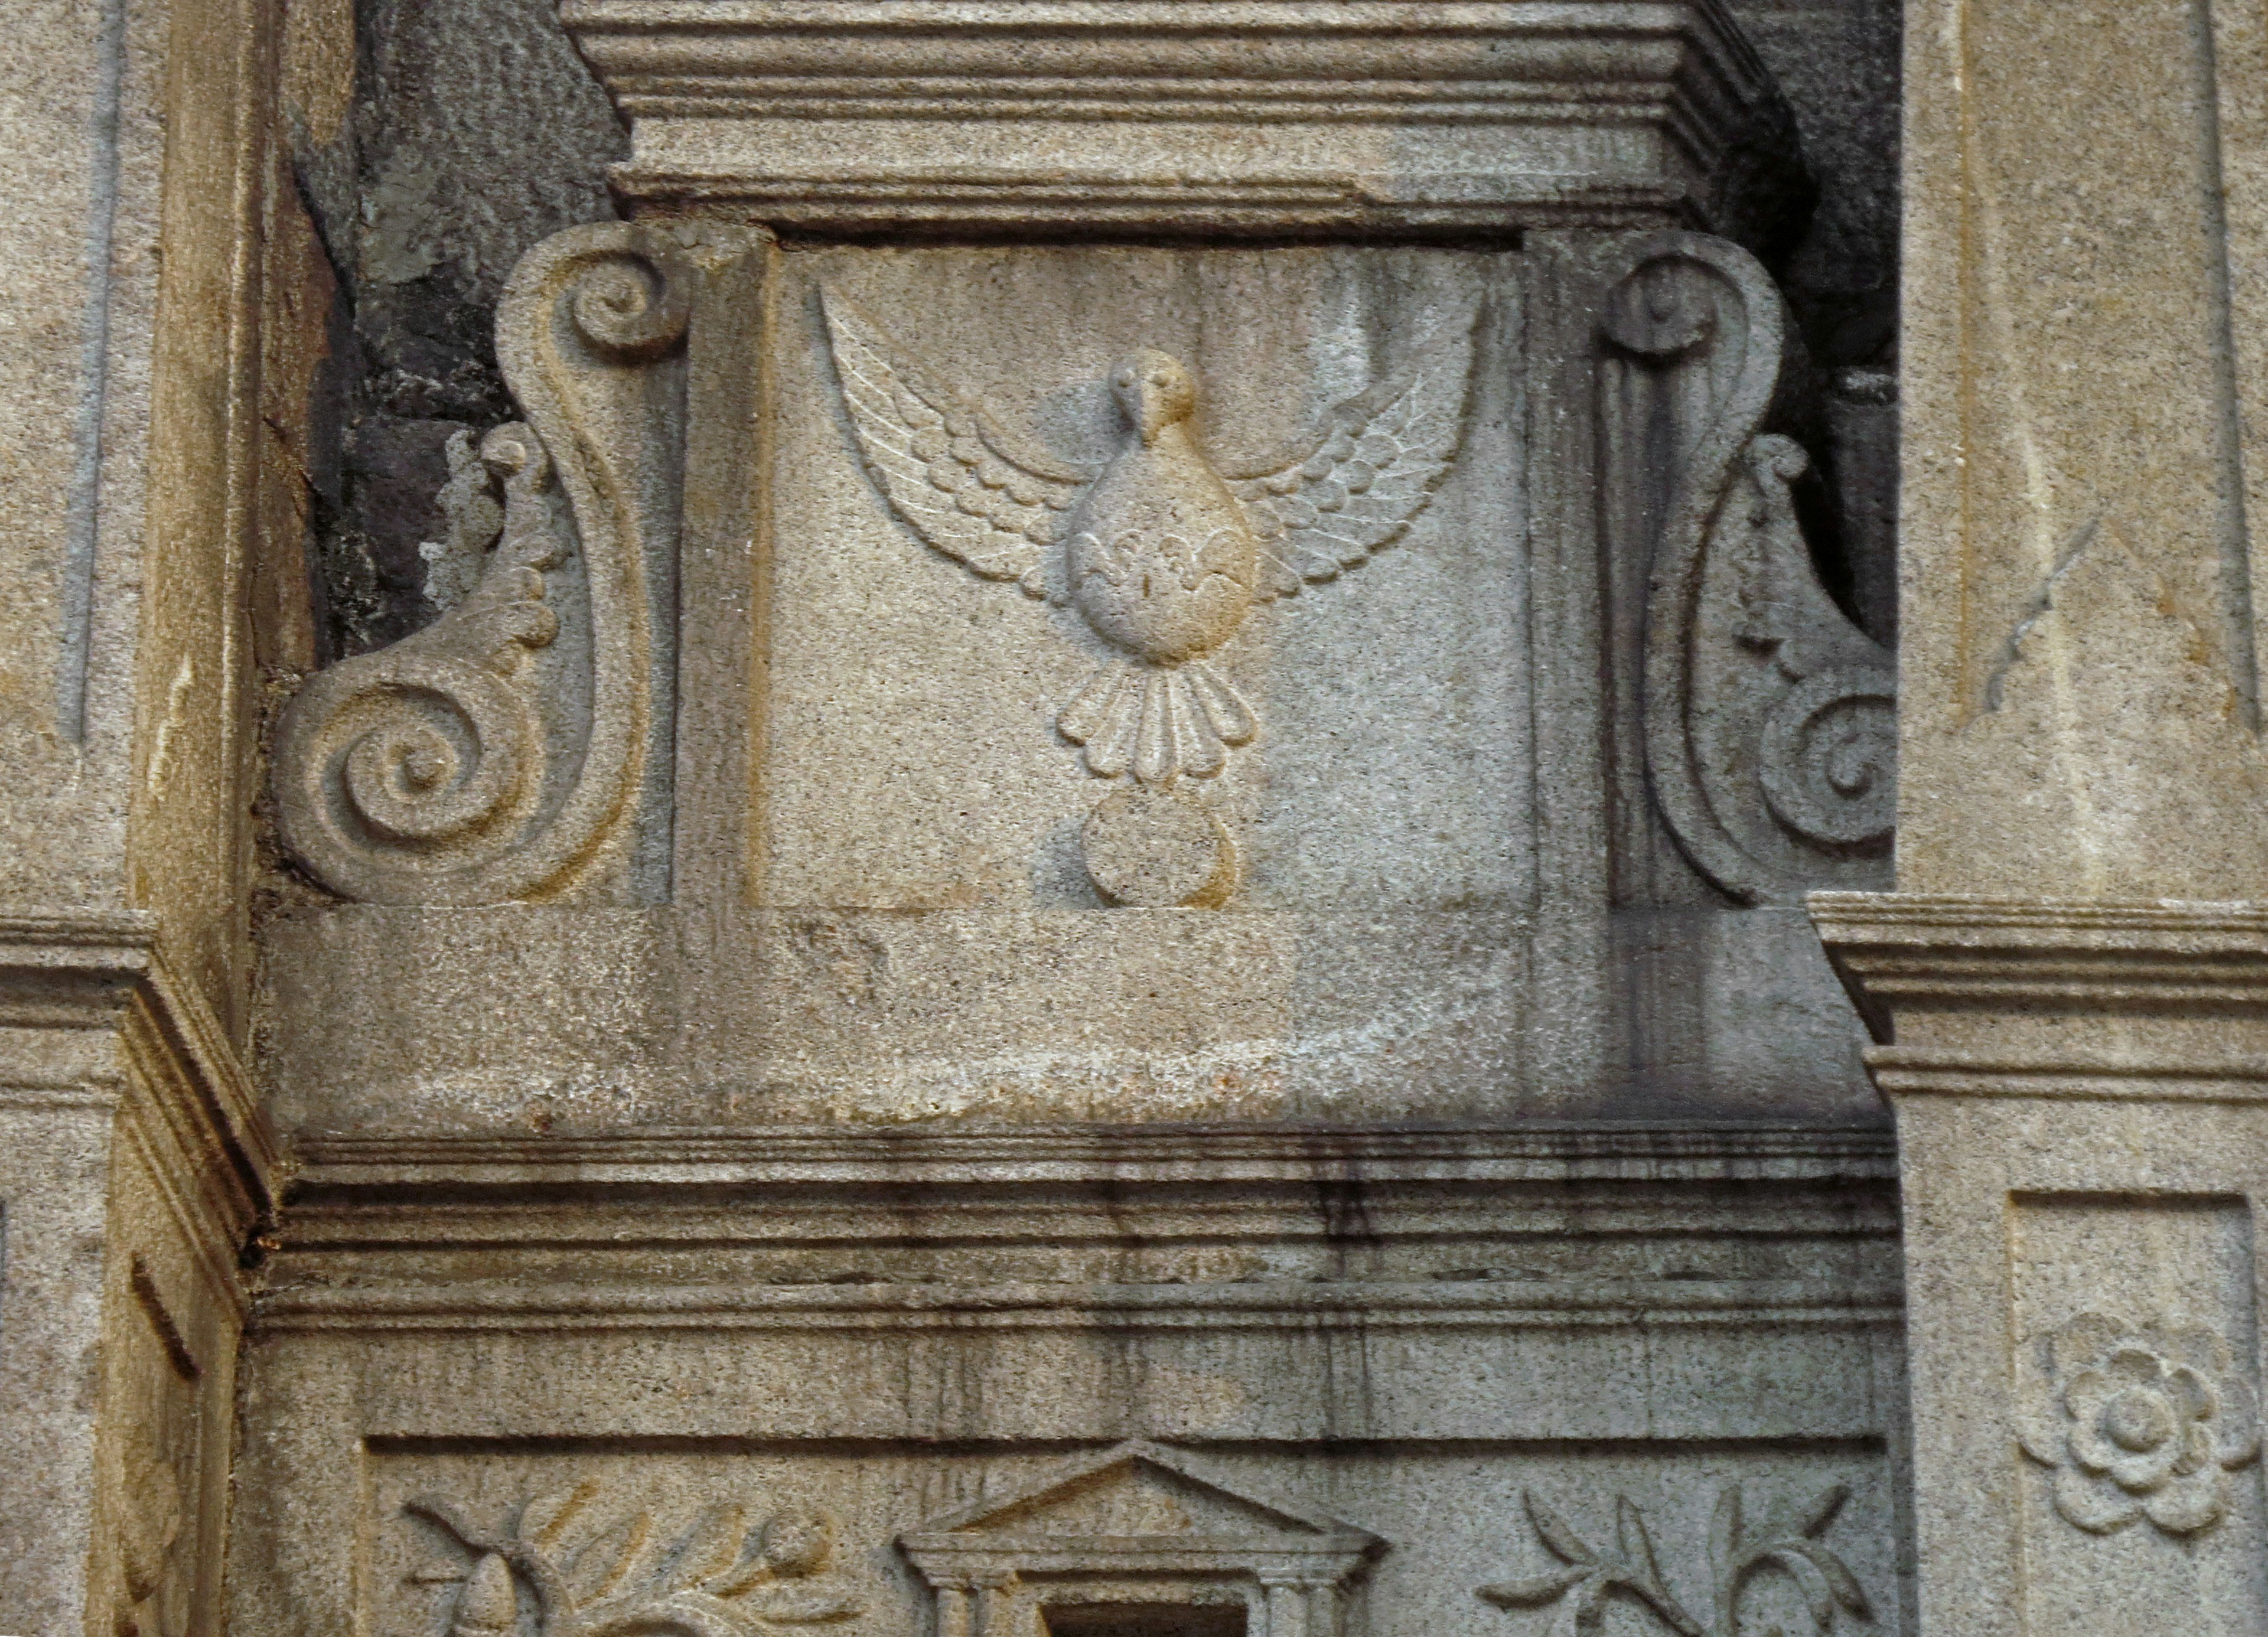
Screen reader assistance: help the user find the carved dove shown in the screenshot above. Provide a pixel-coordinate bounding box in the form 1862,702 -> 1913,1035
822,288 -> 1474,787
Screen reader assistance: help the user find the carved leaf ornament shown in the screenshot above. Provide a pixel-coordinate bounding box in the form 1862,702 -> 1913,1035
1477,1486 -> 1873,1637
823,289 -> 1475,906
2018,1312 -> 2262,1536
1603,234 -> 1896,903
272,226 -> 696,904
408,1482 -> 866,1637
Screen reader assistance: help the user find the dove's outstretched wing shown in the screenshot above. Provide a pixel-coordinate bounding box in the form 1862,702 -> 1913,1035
822,289 -> 1089,597
1223,318 -> 1476,599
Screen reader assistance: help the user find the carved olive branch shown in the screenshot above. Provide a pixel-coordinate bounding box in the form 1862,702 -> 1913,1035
407,1483 -> 864,1637
1477,1486 -> 1872,1637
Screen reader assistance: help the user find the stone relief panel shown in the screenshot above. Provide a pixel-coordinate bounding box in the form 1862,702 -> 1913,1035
2007,1197 -> 2268,1634
742,245 -> 1534,1120
368,1446 -> 1901,1637
247,221 -> 1892,1126
271,223 -> 713,905
820,289 -> 1476,908
775,246 -> 1523,918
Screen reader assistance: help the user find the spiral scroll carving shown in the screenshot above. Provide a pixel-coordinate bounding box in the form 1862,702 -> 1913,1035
270,223 -> 701,905
273,426 -> 566,902
1759,667 -> 1897,850
1609,233 -> 1898,903
569,247 -> 695,363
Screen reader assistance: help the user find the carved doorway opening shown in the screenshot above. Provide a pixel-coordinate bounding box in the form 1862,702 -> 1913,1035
1043,1602 -> 1247,1637
900,1442 -> 1381,1637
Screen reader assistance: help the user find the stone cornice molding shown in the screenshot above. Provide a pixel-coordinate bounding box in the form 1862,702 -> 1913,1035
259,1124 -> 1898,1334
562,0 -> 1800,235
0,911 -> 282,1240
0,911 -> 161,1028
1812,892 -> 2268,1102
255,1274 -> 1904,1333
284,1121 -> 1895,1189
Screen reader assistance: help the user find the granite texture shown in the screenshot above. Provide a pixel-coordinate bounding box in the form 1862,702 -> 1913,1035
232,1129 -> 1913,1637
0,0 -> 284,1626
288,0 -> 627,659
1808,2 -> 2268,1633
234,6 -> 1920,1635
0,4 -> 1944,1637
256,218 -> 1894,1131
0,920 -> 275,1637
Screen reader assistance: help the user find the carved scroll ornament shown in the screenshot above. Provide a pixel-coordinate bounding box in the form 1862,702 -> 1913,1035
272,225 -> 696,904
1604,233 -> 1895,904
823,291 -> 1474,908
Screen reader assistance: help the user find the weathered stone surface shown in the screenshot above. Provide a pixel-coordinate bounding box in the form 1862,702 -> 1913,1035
0,918 -> 275,1637
256,212 -> 1895,1132
289,0 -> 627,657
1894,0 -> 2268,900
231,1129 -> 1912,1637
230,14 -> 1922,1633
0,5 -> 1951,1637
1725,0 -> 1901,372
0,0 -> 286,1628
1813,9 -> 2268,1634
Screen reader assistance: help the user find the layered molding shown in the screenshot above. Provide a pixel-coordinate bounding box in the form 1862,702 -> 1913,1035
562,0 -> 1800,234
237,1126 -> 1908,1628
261,1124 -> 1899,1344
0,916 -> 282,1637
1813,893 -> 2268,1101
0,912 -> 281,1256
285,1122 -> 1898,1185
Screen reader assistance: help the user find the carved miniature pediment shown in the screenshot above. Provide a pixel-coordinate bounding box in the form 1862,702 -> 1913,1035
901,1442 -> 1381,1634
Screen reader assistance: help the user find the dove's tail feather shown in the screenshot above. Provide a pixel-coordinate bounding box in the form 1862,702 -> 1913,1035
1057,661 -> 1256,785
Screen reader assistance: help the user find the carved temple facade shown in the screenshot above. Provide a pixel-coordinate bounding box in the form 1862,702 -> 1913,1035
0,1 -> 2260,1634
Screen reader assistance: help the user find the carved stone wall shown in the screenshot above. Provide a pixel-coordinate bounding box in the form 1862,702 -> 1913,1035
231,1132 -> 1910,1637
256,212 -> 1891,1131
231,6 -> 1916,1637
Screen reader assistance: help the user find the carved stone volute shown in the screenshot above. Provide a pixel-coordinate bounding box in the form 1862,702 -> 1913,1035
1604,232 -> 1895,905
272,225 -> 698,904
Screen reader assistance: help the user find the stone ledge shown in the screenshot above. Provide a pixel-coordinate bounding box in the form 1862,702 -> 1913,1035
287,1121 -> 1896,1189
563,0 -> 1796,233
0,911 -> 158,1029
1811,891 -> 2268,1101
0,910 -> 281,1246
257,1274 -> 1903,1332
262,1124 -> 1898,1337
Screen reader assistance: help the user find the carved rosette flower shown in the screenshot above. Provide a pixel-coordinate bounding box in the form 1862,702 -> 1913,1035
2018,1312 -> 2260,1535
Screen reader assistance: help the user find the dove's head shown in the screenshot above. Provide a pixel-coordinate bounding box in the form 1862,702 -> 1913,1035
1110,350 -> 1197,446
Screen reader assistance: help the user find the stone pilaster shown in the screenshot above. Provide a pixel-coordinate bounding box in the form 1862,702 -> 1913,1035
1815,0 -> 2268,1631
0,0 -> 286,1623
